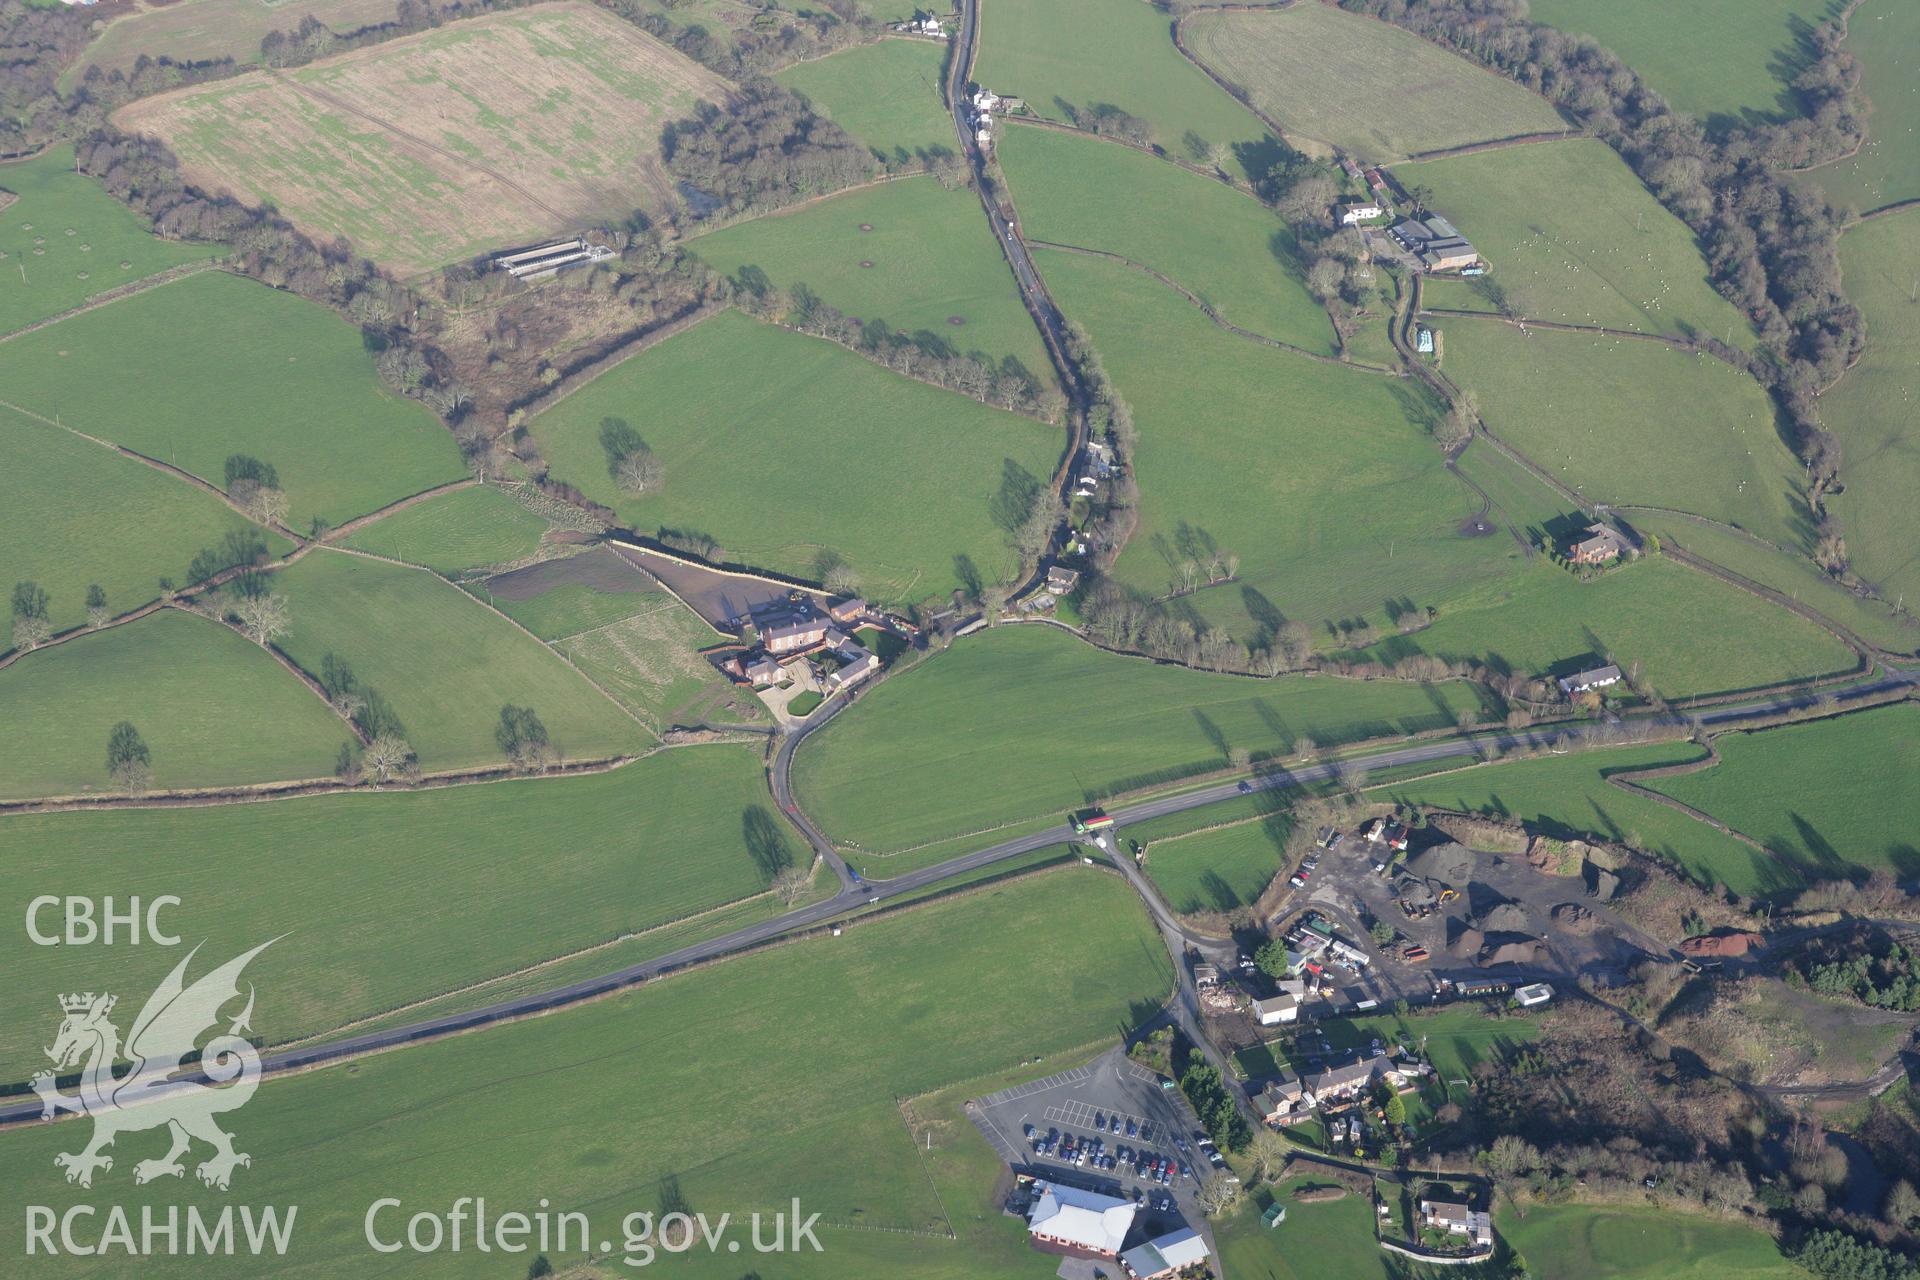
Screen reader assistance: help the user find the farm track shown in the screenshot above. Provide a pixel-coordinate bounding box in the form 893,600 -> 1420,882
1418,304 -> 1709,354
1029,238 -> 1390,371
317,477 -> 479,543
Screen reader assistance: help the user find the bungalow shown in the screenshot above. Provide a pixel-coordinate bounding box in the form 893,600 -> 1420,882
1557,663 -> 1623,696
1568,522 -> 1627,565
1120,1226 -> 1209,1280
1420,1200 -> 1494,1248
1026,1181 -> 1135,1259
1335,197 -> 1384,225
829,650 -> 879,691
1253,993 -> 1298,1026
1046,565 -> 1082,595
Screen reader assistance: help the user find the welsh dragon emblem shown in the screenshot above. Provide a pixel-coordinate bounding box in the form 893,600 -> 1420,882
31,940 -> 273,1191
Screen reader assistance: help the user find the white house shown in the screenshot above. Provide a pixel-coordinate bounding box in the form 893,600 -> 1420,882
1557,664 -> 1623,696
1336,197 -> 1384,225
1253,993 -> 1298,1026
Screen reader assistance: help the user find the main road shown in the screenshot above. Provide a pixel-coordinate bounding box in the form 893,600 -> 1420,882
4,663 -> 1910,1127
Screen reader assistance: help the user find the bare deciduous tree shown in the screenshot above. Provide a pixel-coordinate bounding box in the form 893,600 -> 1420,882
364,734 -> 415,782
615,447 -> 664,496
1195,1173 -> 1243,1217
233,591 -> 291,647
771,865 -> 812,906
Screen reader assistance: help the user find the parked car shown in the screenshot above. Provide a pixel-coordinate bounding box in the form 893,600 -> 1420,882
1125,1118 -> 1138,1137
1023,1123 -> 1035,1138
1110,1115 -> 1121,1134
1236,781 -> 1252,794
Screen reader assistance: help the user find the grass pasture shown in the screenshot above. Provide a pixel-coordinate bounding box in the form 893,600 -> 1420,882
1361,555 -> 1858,700
1631,512 -> 1920,656
793,624 -> 1499,860
272,549 -> 650,766
1036,249 -> 1519,646
69,0 -> 400,80
480,546 -> 679,640
1501,1204 -> 1809,1280
0,870 -> 1172,1278
115,3 -> 732,272
341,483 -> 548,573
1144,812 -> 1292,914
1184,3 -> 1566,162
973,0 -> 1271,174
0,608 -> 344,800
1375,743 -> 1800,898
0,145 -> 217,335
0,744 -> 785,1079
0,270 -> 464,529
1648,703 -> 1920,881
528,308 -> 1062,603
1802,0 -> 1920,212
1528,0 -> 1844,129
690,175 -> 1052,375
1000,124 -> 1334,353
1401,138 -> 1755,343
775,38 -> 953,161
1822,209 -> 1920,610
1441,319 -> 1809,551
0,404 -> 290,633
557,599 -> 769,730
1216,1173 -> 1396,1280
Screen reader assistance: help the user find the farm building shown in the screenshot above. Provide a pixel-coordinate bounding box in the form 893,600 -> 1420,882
1120,1226 -> 1209,1279
1389,215 -> 1477,272
491,237 -> 616,281
827,596 -> 867,624
1026,1181 -> 1135,1259
1557,664 -> 1623,696
1568,522 -> 1627,564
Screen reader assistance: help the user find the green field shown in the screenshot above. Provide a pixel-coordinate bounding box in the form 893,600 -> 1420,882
1144,812 -> 1291,914
341,483 -> 547,573
1038,249 -> 1520,645
68,0 -> 401,79
1648,703 -> 1920,881
1374,743 -> 1801,898
1822,210 -> 1920,610
0,405 -> 292,633
776,38 -> 954,161
481,550 -> 682,641
1362,555 -> 1857,699
1442,320 -> 1809,551
1401,138 -> 1756,343
0,744 -> 785,1078
1217,1173 -> 1397,1280
794,623 -> 1499,860
0,608 -> 344,800
690,175 -> 1052,376
0,870 -> 1173,1278
1802,0 -> 1920,212
528,309 -> 1062,602
1000,124 -> 1334,353
0,146 -> 217,335
272,549 -> 650,766
973,0 -> 1271,174
1530,0 -> 1843,128
0,270 -> 465,529
557,598 -> 769,730
1630,512 -> 1920,656
1184,3 -> 1566,161
1502,1204 -> 1808,1280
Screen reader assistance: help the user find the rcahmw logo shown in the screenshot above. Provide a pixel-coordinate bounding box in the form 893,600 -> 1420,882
24,939 -> 300,1259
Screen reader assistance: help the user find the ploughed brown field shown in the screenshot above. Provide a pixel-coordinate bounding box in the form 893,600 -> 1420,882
115,2 -> 733,273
